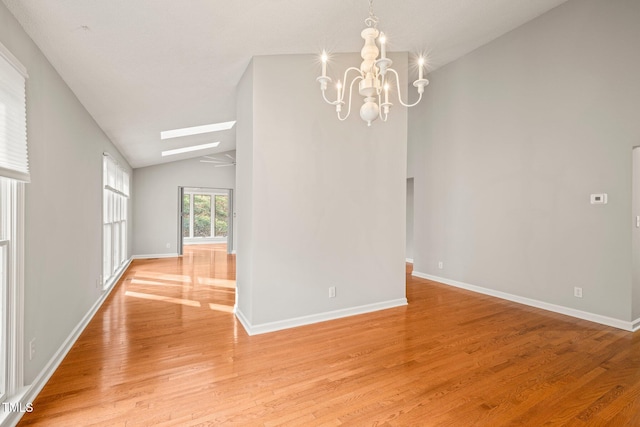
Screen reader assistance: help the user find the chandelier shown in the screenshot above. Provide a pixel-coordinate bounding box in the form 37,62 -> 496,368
317,0 -> 429,126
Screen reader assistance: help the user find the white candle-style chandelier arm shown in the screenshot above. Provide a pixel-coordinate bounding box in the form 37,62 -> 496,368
320,67 -> 363,105
322,74 -> 363,121
321,87 -> 336,105
338,75 -> 364,121
340,67 -> 365,103
320,65 -> 365,121
386,68 -> 425,108
379,92 -> 389,122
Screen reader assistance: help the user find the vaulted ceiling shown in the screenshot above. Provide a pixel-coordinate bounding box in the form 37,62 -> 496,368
2,0 -> 567,167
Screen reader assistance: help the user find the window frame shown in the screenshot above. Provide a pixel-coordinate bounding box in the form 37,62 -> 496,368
0,238 -> 8,404
0,178 -> 25,405
182,190 -> 229,242
0,39 -> 27,417
102,154 -> 129,290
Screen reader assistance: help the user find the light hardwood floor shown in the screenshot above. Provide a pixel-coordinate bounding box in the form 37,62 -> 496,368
17,245 -> 640,426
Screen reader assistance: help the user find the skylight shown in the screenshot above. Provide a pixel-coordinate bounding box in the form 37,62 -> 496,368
161,142 -> 220,157
160,120 -> 236,140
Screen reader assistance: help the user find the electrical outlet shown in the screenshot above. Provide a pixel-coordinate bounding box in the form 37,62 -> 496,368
166,243 -> 171,249
574,287 -> 583,298
29,338 -> 36,360
438,261 -> 443,269
329,286 -> 336,298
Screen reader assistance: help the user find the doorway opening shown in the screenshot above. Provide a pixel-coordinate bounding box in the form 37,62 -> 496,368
406,177 -> 414,264
179,187 -> 233,255
632,147 -> 640,320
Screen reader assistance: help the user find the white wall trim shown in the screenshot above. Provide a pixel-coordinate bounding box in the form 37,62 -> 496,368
0,39 -> 28,78
12,183 -> 25,399
1,386 -> 29,426
236,298 -> 408,336
103,259 -> 130,291
131,253 -> 179,259
632,317 -> 640,332
405,258 -> 414,264
5,259 -> 131,427
412,271 -> 636,332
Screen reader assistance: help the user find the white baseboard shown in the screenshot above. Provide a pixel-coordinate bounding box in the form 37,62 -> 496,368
5,259 -> 132,427
131,253 -> 179,259
236,298 -> 408,336
235,309 -> 251,334
412,271 -> 636,332
405,258 -> 414,264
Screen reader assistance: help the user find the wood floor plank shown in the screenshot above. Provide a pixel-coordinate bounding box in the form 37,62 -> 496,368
17,244 -> 640,426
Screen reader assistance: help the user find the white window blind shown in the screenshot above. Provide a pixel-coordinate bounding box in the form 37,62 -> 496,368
0,42 -> 29,183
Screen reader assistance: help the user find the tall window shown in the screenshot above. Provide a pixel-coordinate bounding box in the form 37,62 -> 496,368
0,183 -> 8,403
103,154 -> 129,289
0,41 -> 28,405
0,179 -> 18,404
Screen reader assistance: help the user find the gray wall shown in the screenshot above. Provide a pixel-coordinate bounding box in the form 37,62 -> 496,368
0,2 -> 132,384
132,155 -> 236,256
236,53 -> 408,329
411,0 -> 640,322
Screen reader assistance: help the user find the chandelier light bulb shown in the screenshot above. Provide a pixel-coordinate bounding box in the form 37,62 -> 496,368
317,0 -> 428,125
321,50 -> 328,77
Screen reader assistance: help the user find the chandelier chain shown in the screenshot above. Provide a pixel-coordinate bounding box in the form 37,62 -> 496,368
364,0 -> 378,28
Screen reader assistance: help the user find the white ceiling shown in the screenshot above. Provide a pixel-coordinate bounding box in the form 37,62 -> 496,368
2,0 -> 567,168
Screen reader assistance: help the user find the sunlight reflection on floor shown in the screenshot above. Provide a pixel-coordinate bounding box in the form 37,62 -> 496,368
130,278 -> 184,288
124,244 -> 236,312
209,303 -> 235,313
197,276 -> 235,288
125,290 -> 202,307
